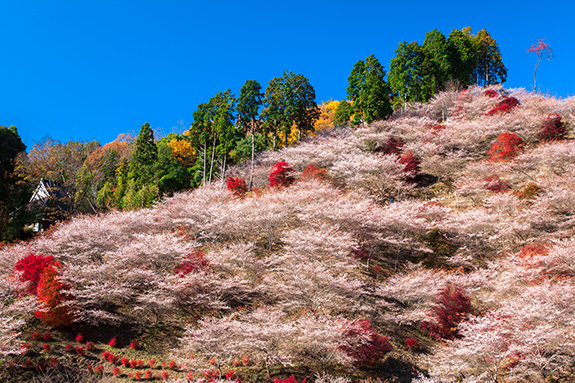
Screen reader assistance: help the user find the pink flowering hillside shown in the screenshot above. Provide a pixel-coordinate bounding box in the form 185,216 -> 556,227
1,87 -> 575,383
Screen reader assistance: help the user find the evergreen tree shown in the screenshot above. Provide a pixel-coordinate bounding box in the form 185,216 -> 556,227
334,100 -> 352,126
467,28 -> 507,86
388,41 -> 426,105
446,29 -> 476,87
0,125 -> 30,241
347,55 -> 393,126
262,71 -> 319,149
237,80 -> 263,189
421,29 -> 451,100
129,122 -> 158,185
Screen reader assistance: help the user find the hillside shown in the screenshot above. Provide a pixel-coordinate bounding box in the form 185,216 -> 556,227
1,86 -> 575,383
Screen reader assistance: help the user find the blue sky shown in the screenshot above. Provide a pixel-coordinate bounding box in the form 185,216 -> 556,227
1,0 -> 573,149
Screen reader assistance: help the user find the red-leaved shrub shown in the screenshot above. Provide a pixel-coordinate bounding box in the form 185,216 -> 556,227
175,249 -> 209,276
112,367 -> 121,377
35,262 -> 74,328
405,338 -> 418,350
484,89 -> 499,98
487,132 -> 525,162
379,136 -> 405,154
86,341 -> 95,350
42,332 -> 52,342
76,346 -> 85,356
339,319 -> 392,367
273,375 -> 307,383
130,340 -> 139,350
226,176 -> 248,198
75,333 -> 85,343
269,161 -> 295,188
398,151 -> 421,181
65,344 -> 74,352
421,284 -> 472,340
483,175 -> 509,192
31,331 -> 42,341
108,338 -> 117,347
485,96 -> 520,116
299,164 -> 329,183
538,113 -> 567,142
14,254 -> 55,295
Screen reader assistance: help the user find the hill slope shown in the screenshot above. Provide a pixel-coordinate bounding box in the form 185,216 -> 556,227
1,86 -> 575,382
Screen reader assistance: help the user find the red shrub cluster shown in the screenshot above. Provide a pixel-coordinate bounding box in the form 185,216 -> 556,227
484,89 -> 499,98
75,333 -> 85,343
299,164 -> 329,183
485,96 -> 520,116
130,340 -> 139,350
516,242 -> 549,259
42,344 -> 51,352
487,132 -> 525,162
14,253 -> 55,295
404,338 -> 418,350
175,249 -> 209,276
42,332 -> 52,342
76,346 -> 85,356
398,151 -> 421,181
35,262 -> 74,328
483,175 -> 509,192
31,331 -> 42,341
121,357 -> 129,367
108,337 -> 117,347
421,284 -> 472,340
168,360 -> 178,370
379,136 -> 405,154
226,176 -> 248,198
269,161 -> 295,188
65,344 -> 74,352
538,113 -> 567,142
112,367 -> 122,377
204,369 -> 220,379
86,341 -> 95,350
273,375 -> 307,383
339,319 -> 392,367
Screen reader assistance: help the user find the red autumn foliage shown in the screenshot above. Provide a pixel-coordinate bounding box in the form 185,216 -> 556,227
94,364 -> 104,374
273,375 -> 307,383
130,340 -> 139,350
121,357 -> 129,367
175,249 -> 209,276
86,364 -> 94,373
516,242 -> 550,259
144,370 -> 153,379
162,371 -> 169,380
484,89 -> 499,98
226,176 -> 248,198
42,332 -> 52,342
538,113 -> 567,142
31,331 -> 42,341
299,164 -> 330,183
269,161 -> 295,188
75,333 -> 85,343
112,367 -> 122,377
339,319 -> 392,367
421,284 -> 472,340
398,151 -> 421,181
35,262 -> 74,328
76,346 -> 85,356
379,136 -> 405,154
130,359 -> 138,368
485,96 -> 520,116
65,344 -> 74,352
108,337 -> 117,347
241,355 -> 249,366
148,359 -> 156,368
49,357 -> 58,368
483,175 -> 509,192
204,369 -> 220,379
14,254 -> 55,295
405,338 -> 418,350
487,132 -> 525,162
86,341 -> 95,350
135,371 -> 142,380
42,344 -> 51,352
168,360 -> 178,370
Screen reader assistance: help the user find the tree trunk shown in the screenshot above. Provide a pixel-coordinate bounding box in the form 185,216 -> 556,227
202,141 -> 207,185
209,135 -> 216,183
249,123 -> 255,191
221,153 -> 227,184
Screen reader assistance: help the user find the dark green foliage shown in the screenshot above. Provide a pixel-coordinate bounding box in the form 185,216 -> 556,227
347,55 -> 393,126
262,71 -> 320,148
388,41 -> 426,104
0,125 -> 31,242
446,29 -> 476,87
129,122 -> 158,186
155,142 -> 189,195
421,29 -> 451,99
334,100 -> 352,126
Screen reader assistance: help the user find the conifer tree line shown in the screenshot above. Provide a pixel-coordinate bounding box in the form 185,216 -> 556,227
0,27 -> 506,242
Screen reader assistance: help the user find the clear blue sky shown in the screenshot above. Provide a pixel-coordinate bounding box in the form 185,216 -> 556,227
1,0 -> 573,150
